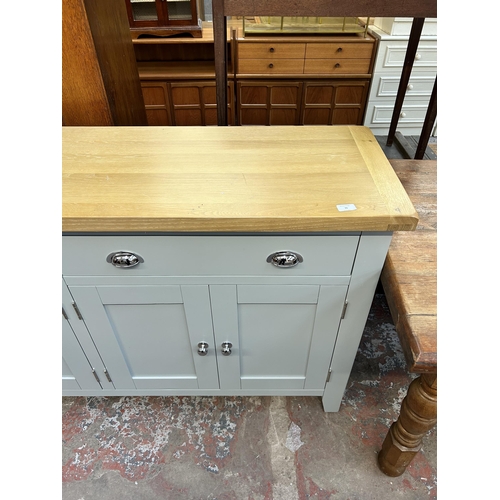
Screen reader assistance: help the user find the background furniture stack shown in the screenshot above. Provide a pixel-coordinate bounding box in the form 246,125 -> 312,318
133,20 -> 378,127
364,17 -> 437,136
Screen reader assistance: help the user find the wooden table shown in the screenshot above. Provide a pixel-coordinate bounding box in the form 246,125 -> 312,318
377,159 -> 437,476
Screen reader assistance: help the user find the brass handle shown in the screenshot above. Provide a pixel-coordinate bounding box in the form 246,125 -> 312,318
197,342 -> 209,356
221,342 -> 233,356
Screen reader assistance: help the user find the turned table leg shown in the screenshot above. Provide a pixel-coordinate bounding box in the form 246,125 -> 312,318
378,373 -> 437,477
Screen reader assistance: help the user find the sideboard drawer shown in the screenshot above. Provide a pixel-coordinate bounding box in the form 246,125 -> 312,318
238,42 -> 306,59
62,235 -> 360,277
304,59 -> 371,75
238,59 -> 305,74
305,42 -> 374,59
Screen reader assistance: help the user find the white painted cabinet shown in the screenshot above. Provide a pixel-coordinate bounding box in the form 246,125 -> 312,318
364,18 -> 437,136
62,233 -> 391,411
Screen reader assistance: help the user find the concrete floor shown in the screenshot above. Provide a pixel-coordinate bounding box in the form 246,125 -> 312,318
62,293 -> 437,499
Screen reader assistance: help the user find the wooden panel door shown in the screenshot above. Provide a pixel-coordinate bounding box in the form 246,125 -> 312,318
237,81 -> 303,125
302,81 -> 369,125
141,81 -> 173,126
68,285 -> 219,391
210,284 -> 347,391
170,81 -> 234,126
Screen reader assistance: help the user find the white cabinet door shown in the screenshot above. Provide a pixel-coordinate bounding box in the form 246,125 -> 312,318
62,279 -> 114,392
62,316 -> 102,391
210,284 -> 348,391
68,285 -> 219,391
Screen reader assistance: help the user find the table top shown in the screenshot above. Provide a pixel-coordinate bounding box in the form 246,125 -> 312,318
381,159 -> 437,373
62,126 -> 418,233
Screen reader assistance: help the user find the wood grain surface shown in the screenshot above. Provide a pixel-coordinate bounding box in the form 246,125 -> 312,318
62,126 -> 418,233
381,160 -> 437,372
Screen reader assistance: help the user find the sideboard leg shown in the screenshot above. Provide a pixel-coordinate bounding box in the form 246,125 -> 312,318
377,373 -> 437,476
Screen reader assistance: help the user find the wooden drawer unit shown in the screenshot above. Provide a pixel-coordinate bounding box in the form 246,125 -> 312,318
62,235 -> 360,278
237,38 -> 374,76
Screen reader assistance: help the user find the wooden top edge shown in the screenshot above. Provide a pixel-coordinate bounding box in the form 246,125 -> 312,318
221,0 -> 437,18
62,126 -> 419,233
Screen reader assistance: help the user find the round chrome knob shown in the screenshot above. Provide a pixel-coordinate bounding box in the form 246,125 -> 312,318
400,112 -> 406,118
415,53 -> 421,60
197,342 -> 209,356
407,84 -> 413,91
221,342 -> 233,356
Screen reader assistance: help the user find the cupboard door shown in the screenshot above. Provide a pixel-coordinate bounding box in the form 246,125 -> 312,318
210,285 -> 347,391
302,81 -> 369,125
238,81 -> 302,125
126,0 -> 163,28
68,285 -> 219,390
170,81 -> 234,126
62,316 -> 102,391
141,82 -> 173,126
62,279 -> 114,392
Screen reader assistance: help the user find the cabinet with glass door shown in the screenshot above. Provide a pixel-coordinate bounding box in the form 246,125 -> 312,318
125,0 -> 202,38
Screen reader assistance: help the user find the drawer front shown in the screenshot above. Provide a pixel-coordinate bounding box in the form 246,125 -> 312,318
62,235 -> 360,277
238,42 -> 306,59
304,59 -> 371,75
375,42 -> 437,72
365,101 -> 432,126
371,74 -> 436,98
238,59 -> 305,74
305,43 -> 373,59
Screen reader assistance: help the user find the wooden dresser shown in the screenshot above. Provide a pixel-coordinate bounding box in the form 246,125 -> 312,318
133,24 -> 377,126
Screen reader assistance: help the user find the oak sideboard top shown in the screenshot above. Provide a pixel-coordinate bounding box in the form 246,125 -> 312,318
62,126 -> 418,233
